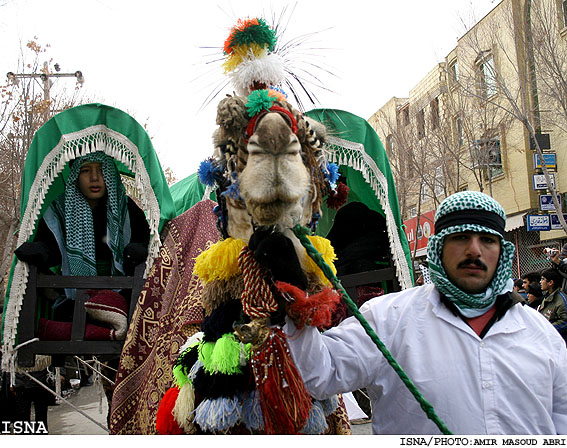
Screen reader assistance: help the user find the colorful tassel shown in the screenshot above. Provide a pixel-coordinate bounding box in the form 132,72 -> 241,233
156,387 -> 183,435
193,238 -> 246,283
251,328 -> 312,434
172,382 -> 197,434
303,236 -> 338,285
223,18 -> 276,56
326,181 -> 349,210
301,400 -> 328,435
320,395 -> 340,416
277,281 -> 341,330
193,396 -> 241,433
246,89 -> 278,117
240,390 -> 265,431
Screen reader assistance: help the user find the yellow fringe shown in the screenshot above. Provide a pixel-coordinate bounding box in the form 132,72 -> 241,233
193,238 -> 246,283
304,236 -> 337,286
223,44 -> 267,73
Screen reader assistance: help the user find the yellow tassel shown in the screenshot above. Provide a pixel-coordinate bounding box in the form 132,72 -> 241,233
304,236 -> 338,285
222,44 -> 267,73
193,238 -> 246,283
172,382 -> 197,434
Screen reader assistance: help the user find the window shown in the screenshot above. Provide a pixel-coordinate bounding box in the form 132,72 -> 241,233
454,116 -> 464,147
409,206 -> 417,218
471,137 -> 503,179
417,109 -> 425,139
478,52 -> 497,98
449,59 -> 459,85
430,98 -> 440,130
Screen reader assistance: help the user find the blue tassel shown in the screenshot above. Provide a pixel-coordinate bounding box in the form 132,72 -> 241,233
301,401 -> 327,434
198,158 -> 221,187
194,396 -> 241,433
320,395 -> 339,416
188,359 -> 203,381
324,163 -> 340,185
221,172 -> 243,201
240,390 -> 264,431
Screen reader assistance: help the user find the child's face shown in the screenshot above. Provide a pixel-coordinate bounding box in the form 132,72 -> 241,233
78,162 -> 106,207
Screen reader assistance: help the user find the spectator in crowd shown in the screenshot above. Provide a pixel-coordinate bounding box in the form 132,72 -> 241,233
538,268 -> 567,341
526,282 -> 544,309
513,278 -> 527,302
522,271 -> 541,293
284,191 -> 567,434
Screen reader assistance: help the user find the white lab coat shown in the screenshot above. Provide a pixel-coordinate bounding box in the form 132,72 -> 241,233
284,283 -> 567,434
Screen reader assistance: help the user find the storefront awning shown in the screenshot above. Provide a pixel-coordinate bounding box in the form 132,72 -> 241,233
505,213 -> 526,232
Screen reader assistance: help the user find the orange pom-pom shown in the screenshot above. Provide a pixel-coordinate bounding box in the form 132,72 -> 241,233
277,281 -> 342,330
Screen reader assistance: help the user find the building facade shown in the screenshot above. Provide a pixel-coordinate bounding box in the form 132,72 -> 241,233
368,0 -> 567,278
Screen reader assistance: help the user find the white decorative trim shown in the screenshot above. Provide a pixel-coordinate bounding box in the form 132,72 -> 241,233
326,136 -> 413,290
2,125 -> 162,372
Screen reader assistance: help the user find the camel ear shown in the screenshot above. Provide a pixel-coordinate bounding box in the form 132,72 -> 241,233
305,117 -> 327,143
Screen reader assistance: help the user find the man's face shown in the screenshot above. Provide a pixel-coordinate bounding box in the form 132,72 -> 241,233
78,162 -> 106,207
441,231 -> 501,294
522,278 -> 530,290
540,276 -> 553,293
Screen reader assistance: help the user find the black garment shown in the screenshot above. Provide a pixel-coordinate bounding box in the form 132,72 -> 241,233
12,369 -> 53,431
29,196 -> 150,273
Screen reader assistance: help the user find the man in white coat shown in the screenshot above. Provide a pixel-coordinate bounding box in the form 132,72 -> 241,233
285,191 -> 567,434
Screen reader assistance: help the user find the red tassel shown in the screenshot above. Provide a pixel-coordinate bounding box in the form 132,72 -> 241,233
277,281 -> 342,330
251,328 -> 312,434
156,387 -> 183,435
326,182 -> 349,209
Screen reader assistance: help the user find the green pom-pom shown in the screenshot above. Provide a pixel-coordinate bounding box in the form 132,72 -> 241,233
247,89 -> 277,117
226,18 -> 277,54
173,364 -> 189,388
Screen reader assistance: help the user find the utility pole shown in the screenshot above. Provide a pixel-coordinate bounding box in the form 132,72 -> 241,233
6,62 -> 84,120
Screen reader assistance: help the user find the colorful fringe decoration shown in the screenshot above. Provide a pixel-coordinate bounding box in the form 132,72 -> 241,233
301,401 -> 328,434
172,382 -> 197,434
199,333 -> 250,375
240,390 -> 265,431
156,387 -> 184,435
193,396 -> 241,433
193,238 -> 246,283
276,281 -> 342,330
250,328 -> 312,434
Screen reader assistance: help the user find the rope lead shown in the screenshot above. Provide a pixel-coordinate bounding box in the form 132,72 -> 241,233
292,224 -> 452,435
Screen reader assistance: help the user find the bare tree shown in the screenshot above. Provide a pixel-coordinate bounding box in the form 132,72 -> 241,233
450,0 -> 567,232
0,39 -> 84,296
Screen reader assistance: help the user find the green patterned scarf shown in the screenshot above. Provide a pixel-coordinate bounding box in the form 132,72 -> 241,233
50,151 -> 129,277
427,191 -> 515,318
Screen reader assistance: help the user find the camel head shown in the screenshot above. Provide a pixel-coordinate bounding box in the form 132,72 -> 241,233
205,90 -> 330,242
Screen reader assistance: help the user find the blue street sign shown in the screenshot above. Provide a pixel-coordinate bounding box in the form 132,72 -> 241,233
550,214 -> 567,230
540,194 -> 562,211
526,214 -> 551,231
533,174 -> 555,190
533,153 -> 556,170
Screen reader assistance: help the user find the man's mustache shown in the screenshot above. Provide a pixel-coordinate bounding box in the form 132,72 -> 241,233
457,258 -> 488,270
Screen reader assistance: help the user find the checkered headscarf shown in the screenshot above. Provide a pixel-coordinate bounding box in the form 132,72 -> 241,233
426,191 -> 515,317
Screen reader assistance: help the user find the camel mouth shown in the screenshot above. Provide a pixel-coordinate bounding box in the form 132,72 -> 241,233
247,199 -> 294,225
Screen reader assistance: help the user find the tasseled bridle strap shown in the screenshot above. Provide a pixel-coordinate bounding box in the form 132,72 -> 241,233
238,246 -> 278,318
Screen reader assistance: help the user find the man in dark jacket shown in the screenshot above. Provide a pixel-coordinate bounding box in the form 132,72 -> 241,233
538,268 -> 567,341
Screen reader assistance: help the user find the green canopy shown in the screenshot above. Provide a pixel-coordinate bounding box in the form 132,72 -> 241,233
2,103 -> 176,369
306,108 -> 413,289
170,172 -> 216,217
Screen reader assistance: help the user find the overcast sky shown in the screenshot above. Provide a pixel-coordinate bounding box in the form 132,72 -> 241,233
0,0 -> 500,181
